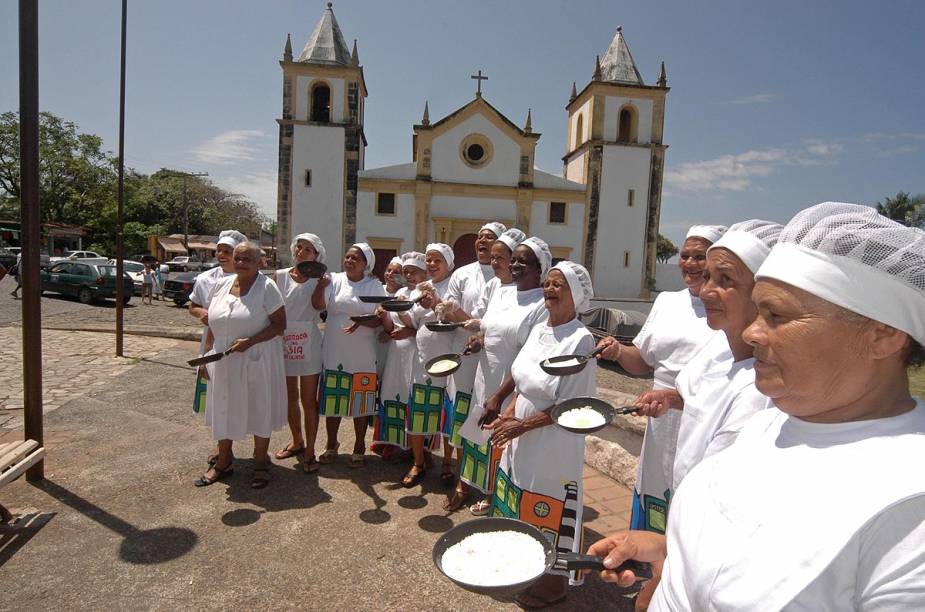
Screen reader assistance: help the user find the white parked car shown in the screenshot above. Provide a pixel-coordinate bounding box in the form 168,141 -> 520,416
166,255 -> 203,273
108,259 -> 146,294
49,250 -> 108,266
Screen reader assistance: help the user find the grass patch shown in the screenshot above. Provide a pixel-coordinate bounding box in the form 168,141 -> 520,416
911,367 -> 925,400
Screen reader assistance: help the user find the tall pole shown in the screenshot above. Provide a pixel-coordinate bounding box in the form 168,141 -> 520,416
19,0 -> 44,482
115,0 -> 127,357
182,177 -> 188,252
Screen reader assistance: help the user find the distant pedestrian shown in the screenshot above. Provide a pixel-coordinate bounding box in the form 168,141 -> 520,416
152,261 -> 163,301
141,262 -> 154,305
9,252 -> 22,298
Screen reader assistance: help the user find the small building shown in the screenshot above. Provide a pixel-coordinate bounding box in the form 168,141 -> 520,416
0,219 -> 88,255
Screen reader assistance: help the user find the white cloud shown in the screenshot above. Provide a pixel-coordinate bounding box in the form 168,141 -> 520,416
722,93 -> 775,105
191,129 -> 269,165
215,170 -> 278,219
666,140 -> 843,193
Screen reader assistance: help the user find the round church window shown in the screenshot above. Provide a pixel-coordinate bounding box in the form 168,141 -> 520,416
459,133 -> 493,168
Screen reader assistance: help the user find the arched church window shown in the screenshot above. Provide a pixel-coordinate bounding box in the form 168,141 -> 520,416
618,106 -> 637,143
575,115 -> 584,148
311,83 -> 331,122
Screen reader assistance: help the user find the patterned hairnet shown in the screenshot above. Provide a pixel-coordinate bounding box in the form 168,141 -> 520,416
709,219 -> 782,274
553,260 -> 595,314
401,251 -> 426,271
480,221 -> 507,239
425,243 -> 455,271
496,228 -> 527,253
217,229 -> 247,249
520,236 -> 552,279
351,242 -> 376,274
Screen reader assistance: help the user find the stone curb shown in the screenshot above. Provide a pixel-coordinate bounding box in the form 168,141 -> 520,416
29,323 -> 202,342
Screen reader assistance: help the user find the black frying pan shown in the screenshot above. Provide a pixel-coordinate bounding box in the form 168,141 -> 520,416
187,348 -> 233,367
349,313 -> 380,323
550,397 -> 616,435
424,321 -> 464,332
539,346 -> 605,376
296,260 -> 327,279
359,295 -> 390,303
425,347 -> 473,377
433,517 -> 651,597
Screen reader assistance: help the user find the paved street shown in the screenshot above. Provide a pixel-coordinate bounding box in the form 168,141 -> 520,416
0,276 -> 639,610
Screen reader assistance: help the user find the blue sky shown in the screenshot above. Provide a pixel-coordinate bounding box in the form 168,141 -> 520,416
2,0 -> 924,246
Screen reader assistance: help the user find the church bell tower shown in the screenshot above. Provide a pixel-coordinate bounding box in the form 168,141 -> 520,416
276,2 -> 368,266
563,27 -> 668,299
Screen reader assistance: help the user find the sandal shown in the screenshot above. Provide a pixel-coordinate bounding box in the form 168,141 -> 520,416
194,463 -> 233,487
401,464 -> 426,488
274,443 -> 305,460
443,488 -> 468,512
303,455 -> 320,473
349,453 -> 366,469
318,444 -> 339,464
440,463 -> 455,487
469,499 -> 491,516
251,466 -> 271,489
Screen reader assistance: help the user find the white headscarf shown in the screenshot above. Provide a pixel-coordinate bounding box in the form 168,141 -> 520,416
520,236 -> 553,279
425,243 -> 455,271
709,219 -> 783,274
388,256 -> 403,268
401,251 -> 426,271
480,221 -> 507,240
756,202 -> 925,345
686,225 -> 727,244
351,242 -> 376,274
553,261 -> 595,314
497,228 -> 526,253
290,232 -> 326,264
216,229 -> 246,249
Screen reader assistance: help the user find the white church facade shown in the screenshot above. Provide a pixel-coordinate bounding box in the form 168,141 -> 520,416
276,3 -> 669,299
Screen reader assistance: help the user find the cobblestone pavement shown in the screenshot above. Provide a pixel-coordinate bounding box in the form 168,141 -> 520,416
0,327 -> 182,430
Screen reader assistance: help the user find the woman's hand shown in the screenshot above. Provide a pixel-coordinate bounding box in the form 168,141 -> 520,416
390,326 -> 414,341
463,318 -> 481,332
479,394 -> 502,427
584,530 -> 666,588
317,273 -> 331,288
633,389 -> 682,417
486,415 -> 525,449
464,334 -> 483,355
417,282 -> 437,310
198,365 -> 210,381
435,297 -> 459,321
597,336 -> 622,361
377,331 -> 391,344
227,337 -> 253,353
343,321 -> 360,335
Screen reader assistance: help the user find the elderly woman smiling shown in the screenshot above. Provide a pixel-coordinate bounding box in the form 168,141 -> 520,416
484,261 -> 597,609
195,241 -> 287,489
589,203 -> 925,611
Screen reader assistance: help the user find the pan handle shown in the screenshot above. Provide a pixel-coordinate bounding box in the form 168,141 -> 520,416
587,345 -> 605,360
559,553 -> 653,579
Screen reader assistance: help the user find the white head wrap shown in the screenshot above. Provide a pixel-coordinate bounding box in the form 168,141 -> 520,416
552,261 -> 595,314
401,251 -> 426,271
709,219 -> 782,274
756,202 -> 925,345
425,243 -> 455,271
290,232 -> 326,264
520,236 -> 553,279
496,228 -> 526,253
216,229 -> 247,249
480,221 -> 507,239
351,242 -> 375,274
686,225 -> 727,244
388,256 -> 403,268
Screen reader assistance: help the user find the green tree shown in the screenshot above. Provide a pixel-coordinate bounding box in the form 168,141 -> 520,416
876,191 -> 925,227
657,233 -> 678,263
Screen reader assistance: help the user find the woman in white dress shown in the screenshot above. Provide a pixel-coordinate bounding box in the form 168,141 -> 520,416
194,242 -> 287,489
372,252 -> 427,457
589,203 -> 925,611
311,243 -> 385,468
399,243 -> 455,488
273,233 -> 325,473
485,261 -> 597,609
596,225 -> 725,534
455,233 -> 547,514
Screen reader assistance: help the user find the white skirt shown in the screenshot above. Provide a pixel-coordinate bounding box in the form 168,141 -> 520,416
206,335 -> 287,440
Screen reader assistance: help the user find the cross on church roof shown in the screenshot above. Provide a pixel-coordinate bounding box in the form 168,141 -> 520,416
470,70 -> 488,97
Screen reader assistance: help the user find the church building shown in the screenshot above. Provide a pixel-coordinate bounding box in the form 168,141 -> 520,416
276,3 -> 669,299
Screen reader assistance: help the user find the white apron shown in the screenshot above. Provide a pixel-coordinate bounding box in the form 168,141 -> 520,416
373,287 -> 418,449
275,268 -> 323,377
630,289 -> 718,533
490,319 -> 597,582
652,402 -> 925,611
319,273 -> 386,418
406,277 -> 453,436
204,274 -> 287,440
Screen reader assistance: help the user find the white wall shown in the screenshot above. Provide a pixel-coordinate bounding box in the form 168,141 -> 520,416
594,145 -> 652,297
603,96 -> 653,144
295,75 -> 346,123
430,114 -> 521,186
529,200 -> 584,260
428,195 -> 517,241
290,124 -> 345,268
565,151 -> 586,184
568,99 -> 592,151
355,191 -> 415,253
655,262 -> 685,292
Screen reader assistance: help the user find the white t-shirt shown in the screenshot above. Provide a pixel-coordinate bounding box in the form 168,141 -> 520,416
652,400 -> 925,611
672,333 -> 771,491
190,266 -> 232,307
633,289 -> 718,390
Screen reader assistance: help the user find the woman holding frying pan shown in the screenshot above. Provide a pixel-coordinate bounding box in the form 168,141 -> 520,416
273,233 -> 326,473
311,243 -> 386,469
482,260 -> 597,609
194,241 -> 287,489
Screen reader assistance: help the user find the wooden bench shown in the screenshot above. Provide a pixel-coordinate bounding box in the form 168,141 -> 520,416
0,439 -> 46,523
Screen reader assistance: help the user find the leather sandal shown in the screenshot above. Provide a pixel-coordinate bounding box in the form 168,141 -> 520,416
303,455 -> 320,473
401,464 -> 426,488
251,466 -> 271,489
469,499 -> 491,516
443,488 -> 468,512
348,453 -> 366,469
318,444 -> 339,464
440,463 -> 455,487
274,444 -> 305,460
194,463 -> 233,487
